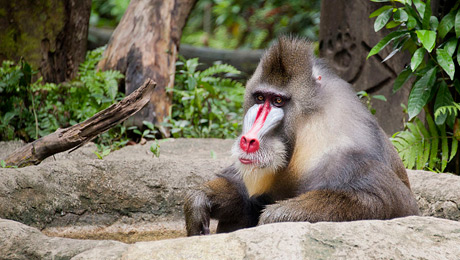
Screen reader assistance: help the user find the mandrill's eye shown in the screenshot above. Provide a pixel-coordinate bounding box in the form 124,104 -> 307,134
272,96 -> 285,107
255,94 -> 265,103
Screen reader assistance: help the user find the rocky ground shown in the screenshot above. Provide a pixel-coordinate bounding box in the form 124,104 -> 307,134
1,139 -> 460,259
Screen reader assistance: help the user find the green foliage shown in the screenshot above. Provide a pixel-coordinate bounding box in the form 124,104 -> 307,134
391,114 -> 457,172
0,47 -> 124,142
90,0 -> 130,27
357,90 -> 387,115
0,159 -> 17,168
150,140 -> 160,158
89,0 -> 320,50
182,0 -> 320,49
368,0 -> 460,172
165,57 -> 244,138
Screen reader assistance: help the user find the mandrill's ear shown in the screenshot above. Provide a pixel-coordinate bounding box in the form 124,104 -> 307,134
259,36 -> 314,86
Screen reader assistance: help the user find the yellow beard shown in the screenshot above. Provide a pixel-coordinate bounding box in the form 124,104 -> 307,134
241,167 -> 276,197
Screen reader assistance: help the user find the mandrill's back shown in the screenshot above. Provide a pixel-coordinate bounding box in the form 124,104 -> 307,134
291,56 -> 416,215
315,59 -> 411,189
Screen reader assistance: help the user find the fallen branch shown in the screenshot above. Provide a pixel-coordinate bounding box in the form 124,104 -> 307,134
3,79 -> 156,168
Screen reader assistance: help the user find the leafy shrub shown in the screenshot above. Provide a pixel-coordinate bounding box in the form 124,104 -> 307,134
90,0 -> 130,27
0,47 -> 124,142
182,0 -> 320,49
164,57 -> 245,138
368,0 -> 460,172
357,90 -> 387,115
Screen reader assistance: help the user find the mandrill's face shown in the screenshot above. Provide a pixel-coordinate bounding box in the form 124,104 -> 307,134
232,37 -> 319,178
232,84 -> 290,174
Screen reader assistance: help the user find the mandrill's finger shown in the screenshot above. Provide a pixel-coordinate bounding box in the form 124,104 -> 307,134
201,224 -> 210,235
200,214 -> 210,235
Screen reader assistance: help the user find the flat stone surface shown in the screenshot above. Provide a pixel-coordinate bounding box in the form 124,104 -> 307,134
1,139 -> 460,259
1,216 -> 460,259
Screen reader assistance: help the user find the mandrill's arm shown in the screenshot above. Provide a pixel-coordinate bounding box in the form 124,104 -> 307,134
258,159 -> 419,225
184,167 -> 257,236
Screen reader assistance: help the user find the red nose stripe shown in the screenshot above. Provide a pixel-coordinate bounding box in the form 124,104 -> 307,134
240,101 -> 271,153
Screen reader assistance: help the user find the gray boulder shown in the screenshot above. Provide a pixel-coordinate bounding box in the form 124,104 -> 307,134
1,139 -> 460,259
1,216 -> 460,259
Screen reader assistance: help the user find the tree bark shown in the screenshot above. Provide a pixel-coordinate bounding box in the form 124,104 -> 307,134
319,0 -> 412,135
98,0 -> 196,134
3,80 -> 156,168
0,0 -> 91,83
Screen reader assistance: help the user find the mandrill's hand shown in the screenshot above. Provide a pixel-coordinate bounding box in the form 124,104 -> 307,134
184,190 -> 211,236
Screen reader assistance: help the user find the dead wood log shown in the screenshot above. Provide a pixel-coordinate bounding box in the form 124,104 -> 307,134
3,79 -> 156,168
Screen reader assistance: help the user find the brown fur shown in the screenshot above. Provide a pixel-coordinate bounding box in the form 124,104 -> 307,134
184,37 -> 419,236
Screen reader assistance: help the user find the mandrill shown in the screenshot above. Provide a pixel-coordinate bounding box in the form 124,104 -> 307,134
184,37 -> 419,236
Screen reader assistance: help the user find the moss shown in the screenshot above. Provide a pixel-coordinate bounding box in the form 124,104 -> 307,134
0,0 -> 66,68
0,28 -> 18,56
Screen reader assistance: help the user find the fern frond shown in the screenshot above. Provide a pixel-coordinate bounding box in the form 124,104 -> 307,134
392,113 -> 458,172
434,102 -> 460,119
200,64 -> 241,77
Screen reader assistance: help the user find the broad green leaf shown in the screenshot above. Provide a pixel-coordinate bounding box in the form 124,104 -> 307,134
422,0 -> 431,29
415,30 -> 436,52
386,20 -> 402,29
382,44 -> 403,62
434,81 -> 453,125
436,49 -> 455,80
372,95 -> 387,101
370,0 -> 391,2
438,12 -> 455,39
456,8 -> 460,38
443,37 -> 458,56
394,9 -> 408,22
413,0 -> 425,19
367,31 -> 408,58
410,48 -> 425,71
430,16 -> 439,31
383,34 -> 408,64
374,9 -> 393,32
407,15 -> 418,29
407,67 -> 437,120
370,6 -> 393,18
393,67 -> 412,93
426,113 -> 439,169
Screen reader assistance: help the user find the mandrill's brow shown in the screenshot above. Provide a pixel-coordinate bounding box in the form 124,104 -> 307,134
252,89 -> 291,101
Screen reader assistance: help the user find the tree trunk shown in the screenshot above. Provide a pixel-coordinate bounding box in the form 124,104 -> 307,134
0,0 -> 91,83
98,0 -> 196,134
